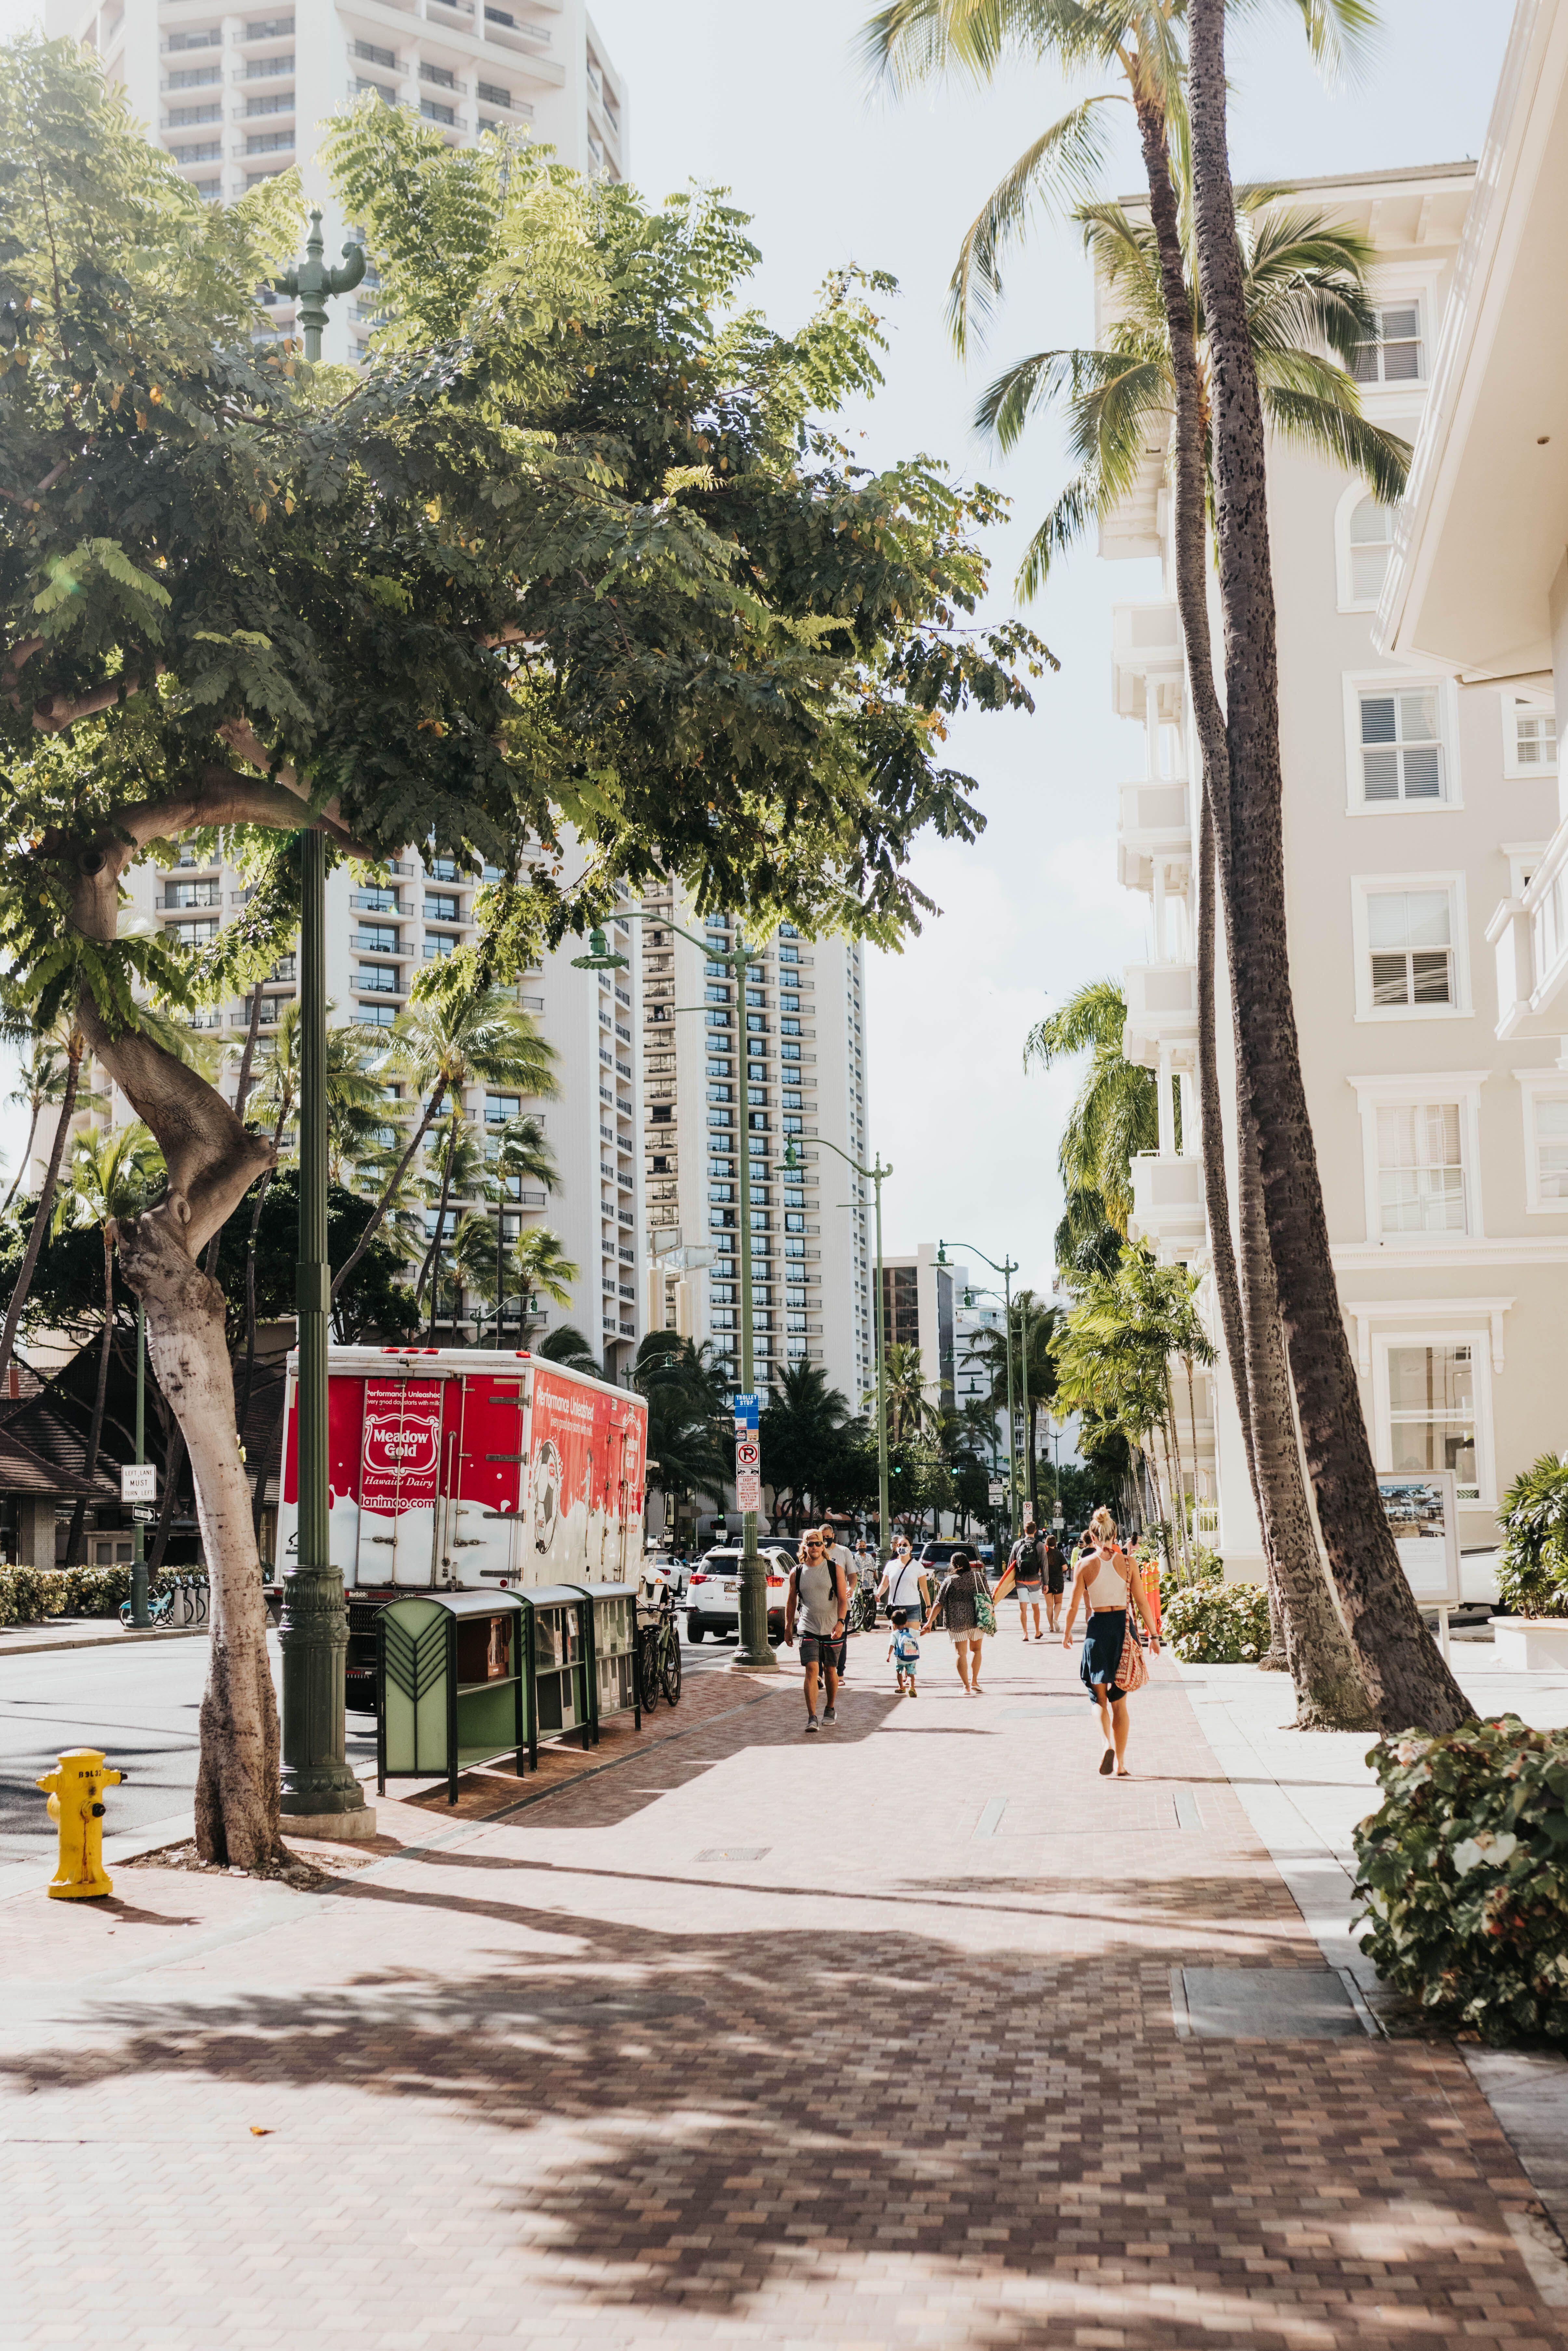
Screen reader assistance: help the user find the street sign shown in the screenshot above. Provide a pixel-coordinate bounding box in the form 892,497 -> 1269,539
121,1463 -> 156,1503
987,1480 -> 1005,1505
735,1439 -> 760,1473
732,1392 -> 760,1430
132,1506 -> 156,1525
735,1470 -> 762,1513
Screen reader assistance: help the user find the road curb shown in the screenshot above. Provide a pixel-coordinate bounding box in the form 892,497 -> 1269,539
0,1625 -> 210,1658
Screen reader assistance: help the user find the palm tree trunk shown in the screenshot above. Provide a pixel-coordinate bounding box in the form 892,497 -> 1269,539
1,1091 -> 44,1214
424,1115 -> 459,1345
0,1033 -> 81,1388
65,1230 -> 116,1569
330,1078 -> 448,1303
1188,0 -> 1467,1732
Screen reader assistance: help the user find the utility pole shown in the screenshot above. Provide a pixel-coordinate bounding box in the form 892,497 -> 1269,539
274,218 -> 370,1838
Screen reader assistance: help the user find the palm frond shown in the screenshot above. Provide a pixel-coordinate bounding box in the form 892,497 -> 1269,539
1262,388 -> 1410,502
946,94 -> 1118,355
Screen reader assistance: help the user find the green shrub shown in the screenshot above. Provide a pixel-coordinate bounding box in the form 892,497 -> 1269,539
1353,1715 -> 1568,2043
0,1562 -> 182,1628
1497,1451 -> 1568,1619
1162,1578 -> 1270,1663
1161,1542 -> 1225,1599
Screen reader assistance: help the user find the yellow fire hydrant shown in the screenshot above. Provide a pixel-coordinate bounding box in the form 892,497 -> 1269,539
36,1748 -> 124,1900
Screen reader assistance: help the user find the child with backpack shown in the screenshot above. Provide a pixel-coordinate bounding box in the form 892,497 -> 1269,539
887,1609 -> 920,1697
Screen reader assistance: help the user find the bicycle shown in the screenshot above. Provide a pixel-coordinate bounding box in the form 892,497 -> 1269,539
118,1586 -> 173,1630
638,1590 -> 682,1712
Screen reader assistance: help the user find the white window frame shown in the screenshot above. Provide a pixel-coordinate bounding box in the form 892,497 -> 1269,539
1334,482 -> 1399,614
1350,872 -> 1471,1021
1500,693 -> 1560,779
1514,1067 -> 1568,1214
1503,841 -> 1549,900
1350,280 -> 1439,395
1348,1071 -> 1489,1243
1342,671 -> 1461,814
1360,1317 -> 1502,1510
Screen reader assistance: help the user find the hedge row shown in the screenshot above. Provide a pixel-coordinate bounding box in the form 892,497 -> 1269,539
0,1562 -> 183,1628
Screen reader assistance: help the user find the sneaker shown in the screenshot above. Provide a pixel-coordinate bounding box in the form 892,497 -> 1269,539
823,1706 -> 837,1723
804,1716 -> 820,1734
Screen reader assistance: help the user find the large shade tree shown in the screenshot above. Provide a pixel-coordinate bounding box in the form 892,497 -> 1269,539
0,41 -> 1050,1863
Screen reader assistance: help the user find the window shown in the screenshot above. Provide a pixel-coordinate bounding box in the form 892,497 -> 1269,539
1352,878 -> 1469,1018
1346,495 -> 1395,604
356,964 -> 399,993
1503,696 -> 1559,777
1386,1344 -> 1479,1499
1376,1104 -> 1465,1234
166,917 -> 219,947
486,1094 -> 520,1123
1515,1073 -> 1568,1212
1353,301 -> 1423,384
356,923 -> 400,954
425,892 -> 460,922
420,99 -> 455,125
1358,687 -> 1444,804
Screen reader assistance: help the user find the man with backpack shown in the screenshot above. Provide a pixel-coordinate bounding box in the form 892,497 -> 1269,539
1008,1522 -> 1046,1642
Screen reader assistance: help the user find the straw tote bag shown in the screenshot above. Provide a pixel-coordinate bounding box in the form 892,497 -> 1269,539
1113,1554 -> 1148,1693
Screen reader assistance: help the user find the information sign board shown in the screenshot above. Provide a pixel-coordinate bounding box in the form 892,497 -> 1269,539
1378,1471 -> 1462,1608
735,1470 -> 762,1513
121,1463 -> 156,1503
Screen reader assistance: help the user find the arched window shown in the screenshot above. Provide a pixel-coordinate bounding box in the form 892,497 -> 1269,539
1348,495 -> 1395,603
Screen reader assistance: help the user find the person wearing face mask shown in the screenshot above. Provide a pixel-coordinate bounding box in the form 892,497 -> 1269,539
875,1535 -> 929,1632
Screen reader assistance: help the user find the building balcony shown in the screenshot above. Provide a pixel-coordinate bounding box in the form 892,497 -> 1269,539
1117,780 -> 1193,894
1128,1152 -> 1206,1263
1121,958 -> 1198,1066
1489,821 -> 1568,1038
1111,601 -> 1185,728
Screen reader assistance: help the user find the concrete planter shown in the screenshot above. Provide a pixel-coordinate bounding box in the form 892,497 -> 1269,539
1491,1618 -> 1568,1672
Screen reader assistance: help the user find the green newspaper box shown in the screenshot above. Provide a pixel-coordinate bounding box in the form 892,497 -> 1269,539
376,1590 -> 527,1806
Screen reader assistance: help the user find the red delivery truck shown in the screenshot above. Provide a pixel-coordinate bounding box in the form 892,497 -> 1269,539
275,1345 -> 650,1592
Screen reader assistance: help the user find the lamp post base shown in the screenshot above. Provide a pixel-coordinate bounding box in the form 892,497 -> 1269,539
278,1563 -> 367,1819
731,1640 -> 780,1673
277,1804 -> 379,1842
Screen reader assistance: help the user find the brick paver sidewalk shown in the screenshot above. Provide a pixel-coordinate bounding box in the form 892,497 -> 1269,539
3,1633 -> 1563,2348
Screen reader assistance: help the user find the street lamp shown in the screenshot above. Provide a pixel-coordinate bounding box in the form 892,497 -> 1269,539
785,1133 -> 892,1562
939,1240 -> 1021,1539
575,909 -> 778,1671
274,217 -> 368,1836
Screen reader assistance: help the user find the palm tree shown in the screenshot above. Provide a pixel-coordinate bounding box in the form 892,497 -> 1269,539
1185,0 -> 1468,1732
634,1332 -> 733,1534
53,1121 -> 165,1567
332,982 -> 556,1305
1024,980 -> 1158,1264
455,1216 -> 577,1347
867,0 -> 1390,1727
759,1358 -> 854,1530
534,1323 -> 600,1374
1,1028 -> 69,1213
486,1114 -> 557,1346
879,1342 -> 941,1446
0,1012 -> 86,1391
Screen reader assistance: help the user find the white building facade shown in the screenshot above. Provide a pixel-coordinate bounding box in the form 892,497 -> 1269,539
1103,159 -> 1567,1572
46,1 -> 626,368
640,884 -> 875,1410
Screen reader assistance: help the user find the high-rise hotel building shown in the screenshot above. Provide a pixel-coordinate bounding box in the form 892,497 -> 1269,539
45,2 -> 626,367
640,887 -> 876,1410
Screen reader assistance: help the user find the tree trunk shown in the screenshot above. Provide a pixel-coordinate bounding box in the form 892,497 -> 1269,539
148,1414 -> 185,1578
65,1231 -> 116,1569
119,1213 -> 280,1867
1188,0 -> 1468,1732
0,1035 -> 81,1388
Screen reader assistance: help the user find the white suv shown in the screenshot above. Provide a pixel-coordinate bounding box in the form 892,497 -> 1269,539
685,1545 -> 796,1643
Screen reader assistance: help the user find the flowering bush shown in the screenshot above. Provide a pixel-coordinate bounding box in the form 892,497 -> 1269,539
1161,1543 -> 1226,1599
1497,1451 -> 1568,1618
1353,1715 -> 1568,2043
0,1563 -> 182,1628
1161,1579 -> 1270,1662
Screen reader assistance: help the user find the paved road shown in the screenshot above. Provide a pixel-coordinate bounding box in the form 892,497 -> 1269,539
0,1621 -> 734,1864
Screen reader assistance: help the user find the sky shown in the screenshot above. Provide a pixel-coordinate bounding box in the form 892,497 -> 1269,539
0,0 -> 1516,1292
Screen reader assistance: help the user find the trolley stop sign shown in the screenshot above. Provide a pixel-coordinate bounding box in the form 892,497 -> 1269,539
121,1463 -> 157,1503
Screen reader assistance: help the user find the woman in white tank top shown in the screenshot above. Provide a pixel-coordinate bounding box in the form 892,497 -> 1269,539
1060,1506 -> 1160,1776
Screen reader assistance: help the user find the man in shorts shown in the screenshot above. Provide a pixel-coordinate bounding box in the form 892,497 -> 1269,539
820,1522 -> 855,1677
784,1529 -> 850,1732
1009,1522 -> 1046,1641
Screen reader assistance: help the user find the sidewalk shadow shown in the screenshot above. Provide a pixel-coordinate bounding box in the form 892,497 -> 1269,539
1,1888 -> 1545,2348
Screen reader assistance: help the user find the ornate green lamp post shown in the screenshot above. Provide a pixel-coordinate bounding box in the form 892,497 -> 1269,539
939,1240 -> 1021,1540
274,217 -> 370,1838
575,915 -> 777,1670
785,1134 -> 893,1562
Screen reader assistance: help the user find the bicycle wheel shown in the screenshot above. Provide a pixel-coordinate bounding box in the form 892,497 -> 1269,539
660,1628 -> 682,1707
638,1629 -> 662,1713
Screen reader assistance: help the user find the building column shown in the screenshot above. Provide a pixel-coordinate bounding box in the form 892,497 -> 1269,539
1156,1044 -> 1177,1158
1177,1068 -> 1197,1157
1151,862 -> 1167,960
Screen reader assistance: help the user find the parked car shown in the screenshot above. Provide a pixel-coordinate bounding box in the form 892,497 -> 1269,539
639,1551 -> 692,1605
686,1544 -> 796,1642
914,1538 -> 977,1587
